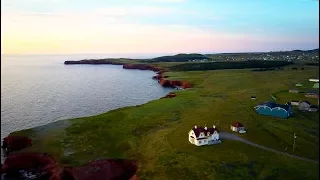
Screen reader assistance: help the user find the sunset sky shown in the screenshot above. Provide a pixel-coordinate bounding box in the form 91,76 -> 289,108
1,0 -> 319,55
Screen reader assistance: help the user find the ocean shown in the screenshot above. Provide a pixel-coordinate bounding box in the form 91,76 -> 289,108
1,54 -> 173,139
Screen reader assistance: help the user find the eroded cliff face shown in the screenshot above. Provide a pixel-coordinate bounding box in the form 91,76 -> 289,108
159,79 -> 192,89
1,138 -> 138,180
122,64 -> 192,89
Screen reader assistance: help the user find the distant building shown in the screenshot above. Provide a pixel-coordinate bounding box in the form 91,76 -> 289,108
254,101 -> 293,119
289,89 -> 299,93
291,100 -> 300,106
295,83 -> 303,87
309,105 -> 318,112
298,101 -> 312,111
309,79 -> 319,83
305,90 -> 319,99
251,96 -> 257,100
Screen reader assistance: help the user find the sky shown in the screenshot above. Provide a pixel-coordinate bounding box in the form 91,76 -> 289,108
1,0 -> 319,55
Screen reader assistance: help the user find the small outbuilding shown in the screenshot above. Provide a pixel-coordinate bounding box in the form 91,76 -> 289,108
309,79 -> 319,83
295,83 -> 303,87
298,100 -> 312,111
309,105 -> 318,112
305,90 -> 319,99
289,89 -> 299,93
230,122 -> 246,133
251,96 -> 257,100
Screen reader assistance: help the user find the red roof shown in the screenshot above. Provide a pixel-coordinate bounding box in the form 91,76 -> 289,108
231,122 -> 244,128
191,126 -> 219,138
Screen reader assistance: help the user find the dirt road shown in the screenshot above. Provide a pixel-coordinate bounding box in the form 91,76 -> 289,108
219,132 -> 319,164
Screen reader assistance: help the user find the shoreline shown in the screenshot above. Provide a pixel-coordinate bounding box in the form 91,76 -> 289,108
2,62 -> 183,138
1,61 -> 193,179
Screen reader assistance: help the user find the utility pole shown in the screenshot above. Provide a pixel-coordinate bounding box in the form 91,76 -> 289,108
293,133 -> 297,153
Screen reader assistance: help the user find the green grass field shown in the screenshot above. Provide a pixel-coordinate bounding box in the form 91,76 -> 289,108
12,64 -> 319,180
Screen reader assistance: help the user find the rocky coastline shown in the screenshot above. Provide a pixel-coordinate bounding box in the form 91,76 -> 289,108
1,60 -> 193,179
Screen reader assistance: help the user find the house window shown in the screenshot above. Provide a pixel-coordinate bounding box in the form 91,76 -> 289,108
204,140 -> 207,143
199,140 -> 202,144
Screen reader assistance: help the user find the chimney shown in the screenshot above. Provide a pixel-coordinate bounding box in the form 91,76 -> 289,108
194,125 -> 197,129
204,126 -> 207,130
213,125 -> 216,129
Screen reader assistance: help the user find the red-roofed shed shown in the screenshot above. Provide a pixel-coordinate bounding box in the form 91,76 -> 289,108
230,122 -> 245,132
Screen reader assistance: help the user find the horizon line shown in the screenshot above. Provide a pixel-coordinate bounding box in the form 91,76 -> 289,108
1,48 -> 319,57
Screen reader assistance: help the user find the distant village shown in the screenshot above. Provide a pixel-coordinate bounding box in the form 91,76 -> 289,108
188,49 -> 319,62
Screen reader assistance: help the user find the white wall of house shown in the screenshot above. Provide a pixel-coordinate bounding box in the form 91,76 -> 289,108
189,129 -> 220,146
230,126 -> 237,132
212,131 -> 219,140
291,102 -> 299,106
196,139 -> 209,146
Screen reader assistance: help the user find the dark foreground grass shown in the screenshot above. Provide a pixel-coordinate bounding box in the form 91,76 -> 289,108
11,65 -> 319,180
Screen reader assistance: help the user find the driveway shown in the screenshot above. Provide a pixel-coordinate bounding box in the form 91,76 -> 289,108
219,132 -> 319,164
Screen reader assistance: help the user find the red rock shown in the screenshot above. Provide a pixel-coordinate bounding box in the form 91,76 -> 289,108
159,79 -> 173,87
2,136 -> 32,151
1,152 -> 58,176
2,152 -> 138,180
158,79 -> 192,89
181,81 -> 192,89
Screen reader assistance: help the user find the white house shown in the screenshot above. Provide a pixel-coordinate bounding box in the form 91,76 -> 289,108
309,79 -> 319,83
188,125 -> 221,146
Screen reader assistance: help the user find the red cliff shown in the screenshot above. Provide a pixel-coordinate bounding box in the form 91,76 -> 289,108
159,79 -> 192,89
2,136 -> 32,152
1,152 -> 138,180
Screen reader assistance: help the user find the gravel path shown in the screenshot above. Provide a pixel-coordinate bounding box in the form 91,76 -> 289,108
220,132 -> 319,164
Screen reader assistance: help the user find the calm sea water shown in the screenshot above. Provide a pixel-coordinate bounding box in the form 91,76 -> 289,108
1,54 -> 173,139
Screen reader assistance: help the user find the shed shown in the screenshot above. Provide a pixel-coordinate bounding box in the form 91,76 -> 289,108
309,105 -> 318,112
230,122 -> 245,133
295,83 -> 303,87
291,100 -> 300,106
313,83 -> 319,89
309,79 -> 319,83
298,100 -> 311,111
251,96 -> 257,100
289,89 -> 299,93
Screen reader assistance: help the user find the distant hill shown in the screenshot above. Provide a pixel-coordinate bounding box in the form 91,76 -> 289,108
144,53 -> 209,62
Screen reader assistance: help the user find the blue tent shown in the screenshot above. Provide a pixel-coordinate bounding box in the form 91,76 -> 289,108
254,101 -> 293,119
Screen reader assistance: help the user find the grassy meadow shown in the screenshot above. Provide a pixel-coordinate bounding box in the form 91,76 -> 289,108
11,64 -> 319,180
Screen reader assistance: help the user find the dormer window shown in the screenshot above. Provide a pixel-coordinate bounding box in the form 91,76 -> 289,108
207,132 -> 210,136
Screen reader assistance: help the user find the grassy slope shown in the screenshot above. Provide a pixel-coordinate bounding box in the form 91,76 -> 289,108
11,64 -> 319,180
